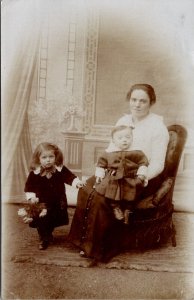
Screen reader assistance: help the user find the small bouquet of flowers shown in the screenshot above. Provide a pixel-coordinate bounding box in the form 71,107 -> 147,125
18,202 -> 47,224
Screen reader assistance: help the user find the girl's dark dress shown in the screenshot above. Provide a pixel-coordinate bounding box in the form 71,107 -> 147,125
25,166 -> 77,241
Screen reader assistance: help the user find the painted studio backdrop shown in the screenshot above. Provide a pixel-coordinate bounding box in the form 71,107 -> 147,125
2,0 -> 194,211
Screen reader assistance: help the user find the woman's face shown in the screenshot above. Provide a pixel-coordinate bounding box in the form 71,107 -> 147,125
129,89 -> 151,120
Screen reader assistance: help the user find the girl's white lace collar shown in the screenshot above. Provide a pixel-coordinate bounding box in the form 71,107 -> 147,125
33,165 -> 63,174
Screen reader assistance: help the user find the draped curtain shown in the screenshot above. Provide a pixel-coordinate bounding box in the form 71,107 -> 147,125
2,0 -> 44,202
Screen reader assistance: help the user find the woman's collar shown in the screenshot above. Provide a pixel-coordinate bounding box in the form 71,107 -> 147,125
131,112 -> 151,124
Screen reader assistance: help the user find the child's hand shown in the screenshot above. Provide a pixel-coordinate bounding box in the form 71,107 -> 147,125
39,208 -> 47,217
110,170 -> 116,176
23,216 -> 33,223
96,176 -> 102,184
30,197 -> 39,204
76,180 -> 86,188
135,175 -> 146,187
18,208 -> 28,217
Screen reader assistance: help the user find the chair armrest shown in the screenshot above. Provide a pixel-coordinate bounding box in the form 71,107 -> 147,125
152,177 -> 174,206
135,177 -> 174,209
135,195 -> 155,209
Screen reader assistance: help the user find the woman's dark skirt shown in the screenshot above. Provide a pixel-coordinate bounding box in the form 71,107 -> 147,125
69,176 -> 174,262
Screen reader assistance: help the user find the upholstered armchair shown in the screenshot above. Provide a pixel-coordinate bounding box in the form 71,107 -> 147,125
127,124 -> 187,250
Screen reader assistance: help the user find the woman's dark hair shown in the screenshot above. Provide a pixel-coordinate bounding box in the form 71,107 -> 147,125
126,83 -> 156,105
30,142 -> 63,170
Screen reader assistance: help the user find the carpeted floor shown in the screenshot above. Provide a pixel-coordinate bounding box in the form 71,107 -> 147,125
3,204 -> 194,273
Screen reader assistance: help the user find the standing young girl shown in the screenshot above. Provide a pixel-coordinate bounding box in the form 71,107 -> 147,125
24,142 -> 85,250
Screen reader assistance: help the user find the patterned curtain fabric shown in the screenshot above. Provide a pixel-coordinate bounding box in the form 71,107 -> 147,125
2,0 -> 42,201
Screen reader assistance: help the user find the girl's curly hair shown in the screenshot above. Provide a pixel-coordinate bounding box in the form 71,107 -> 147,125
30,142 -> 63,170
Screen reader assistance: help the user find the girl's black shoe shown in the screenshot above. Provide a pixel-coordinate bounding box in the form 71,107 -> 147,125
39,240 -> 49,250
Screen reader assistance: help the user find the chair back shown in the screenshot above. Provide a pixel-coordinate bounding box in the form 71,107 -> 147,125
161,125 -> 187,179
135,124 -> 187,211
132,125 -> 187,249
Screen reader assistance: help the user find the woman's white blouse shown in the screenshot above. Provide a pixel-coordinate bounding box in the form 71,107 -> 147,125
115,113 -> 169,180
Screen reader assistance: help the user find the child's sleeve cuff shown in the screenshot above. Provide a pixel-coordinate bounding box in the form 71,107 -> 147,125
95,167 -> 105,178
137,166 -> 148,186
72,177 -> 81,188
137,165 -> 148,177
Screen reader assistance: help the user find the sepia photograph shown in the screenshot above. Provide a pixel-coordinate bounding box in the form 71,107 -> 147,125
1,0 -> 194,298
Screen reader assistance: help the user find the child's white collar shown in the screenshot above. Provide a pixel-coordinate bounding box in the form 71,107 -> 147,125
33,165 -> 63,174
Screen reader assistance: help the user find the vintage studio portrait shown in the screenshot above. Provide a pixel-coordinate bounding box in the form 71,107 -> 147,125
2,0 -> 194,299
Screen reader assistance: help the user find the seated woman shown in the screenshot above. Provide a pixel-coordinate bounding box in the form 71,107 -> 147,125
69,83 -> 169,264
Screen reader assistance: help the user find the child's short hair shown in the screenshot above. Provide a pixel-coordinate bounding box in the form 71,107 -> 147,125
30,142 -> 63,170
111,125 -> 133,138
